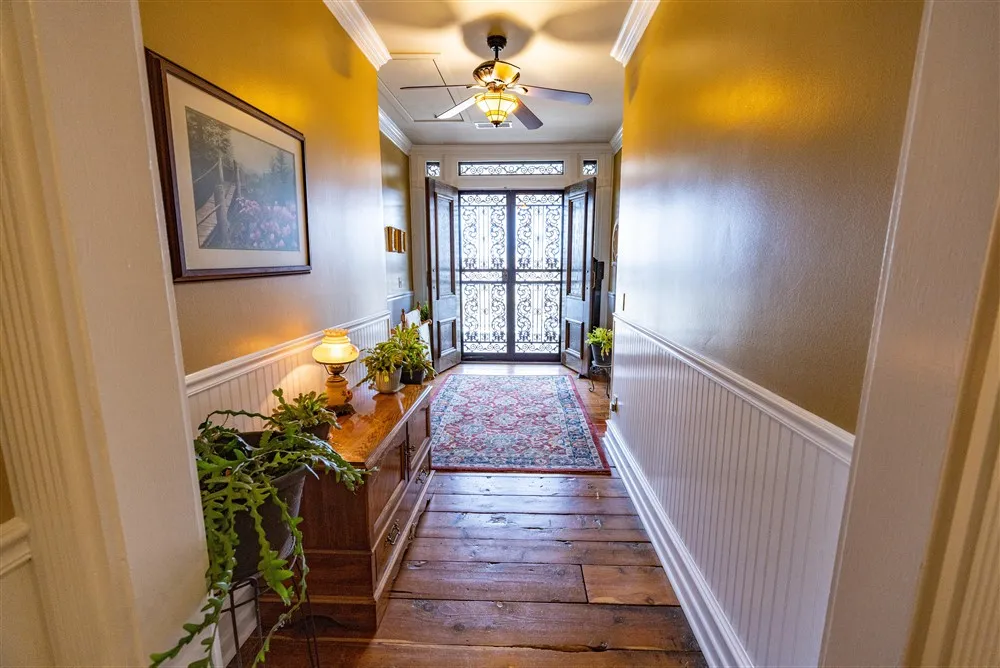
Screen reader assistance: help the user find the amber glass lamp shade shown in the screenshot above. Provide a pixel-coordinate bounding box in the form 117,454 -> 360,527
311,328 -> 359,415
475,91 -> 519,126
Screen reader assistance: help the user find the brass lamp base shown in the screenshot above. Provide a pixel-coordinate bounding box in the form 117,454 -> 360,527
324,365 -> 355,416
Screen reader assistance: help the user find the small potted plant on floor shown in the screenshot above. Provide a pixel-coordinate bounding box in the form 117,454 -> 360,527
587,327 -> 614,366
151,396 -> 367,667
396,323 -> 436,385
358,337 -> 404,393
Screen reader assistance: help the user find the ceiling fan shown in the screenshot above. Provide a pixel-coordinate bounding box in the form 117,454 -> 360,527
399,35 -> 593,130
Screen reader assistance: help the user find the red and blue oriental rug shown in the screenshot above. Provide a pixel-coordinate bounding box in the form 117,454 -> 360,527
430,374 -> 610,474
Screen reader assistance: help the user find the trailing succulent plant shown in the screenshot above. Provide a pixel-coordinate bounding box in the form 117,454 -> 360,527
267,388 -> 337,430
151,394 -> 366,668
586,327 -> 614,357
395,324 -> 436,378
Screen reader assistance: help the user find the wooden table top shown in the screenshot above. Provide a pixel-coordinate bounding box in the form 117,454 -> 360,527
329,383 -> 432,468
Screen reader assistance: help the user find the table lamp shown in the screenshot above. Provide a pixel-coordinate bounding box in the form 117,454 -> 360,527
311,328 -> 359,416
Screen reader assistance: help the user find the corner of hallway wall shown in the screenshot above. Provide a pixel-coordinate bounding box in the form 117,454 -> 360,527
381,131 -> 413,314
617,0 -> 922,432
139,0 -> 388,374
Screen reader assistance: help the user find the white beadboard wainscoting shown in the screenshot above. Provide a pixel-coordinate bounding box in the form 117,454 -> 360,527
604,315 -> 853,668
186,311 -> 391,432
184,310 -> 389,662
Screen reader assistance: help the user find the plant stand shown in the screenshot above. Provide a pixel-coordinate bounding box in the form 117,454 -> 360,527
588,361 -> 612,398
224,557 -> 319,668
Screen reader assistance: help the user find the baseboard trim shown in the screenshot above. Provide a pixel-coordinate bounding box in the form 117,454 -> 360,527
613,314 -> 853,464
185,311 -> 390,396
604,423 -> 753,668
0,518 -> 31,577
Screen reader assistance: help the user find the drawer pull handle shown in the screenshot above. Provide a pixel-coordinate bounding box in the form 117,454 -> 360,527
386,521 -> 401,546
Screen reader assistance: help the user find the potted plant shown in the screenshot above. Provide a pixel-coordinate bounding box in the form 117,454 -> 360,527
587,327 -> 614,366
417,301 -> 430,323
358,338 -> 404,394
395,324 -> 436,385
268,388 -> 338,441
151,401 -> 367,667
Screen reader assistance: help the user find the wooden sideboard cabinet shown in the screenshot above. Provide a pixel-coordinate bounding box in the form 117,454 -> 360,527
297,383 -> 434,632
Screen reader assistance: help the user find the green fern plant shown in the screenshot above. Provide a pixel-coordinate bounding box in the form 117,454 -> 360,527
395,324 -> 436,378
586,327 -> 614,357
150,405 -> 366,668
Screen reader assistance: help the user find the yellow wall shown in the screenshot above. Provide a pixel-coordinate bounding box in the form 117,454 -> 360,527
381,133 -> 412,297
618,0 -> 922,431
140,1 -> 386,373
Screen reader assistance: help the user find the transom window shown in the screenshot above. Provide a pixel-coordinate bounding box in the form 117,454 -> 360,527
582,159 -> 598,176
425,161 -> 441,177
458,161 -> 564,177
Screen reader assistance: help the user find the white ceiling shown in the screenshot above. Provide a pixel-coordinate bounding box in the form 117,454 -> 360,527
359,0 -> 630,145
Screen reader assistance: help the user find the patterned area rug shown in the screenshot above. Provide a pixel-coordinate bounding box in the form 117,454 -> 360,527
430,374 -> 610,474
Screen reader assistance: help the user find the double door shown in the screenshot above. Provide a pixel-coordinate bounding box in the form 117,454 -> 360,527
425,179 -> 596,370
459,191 -> 564,361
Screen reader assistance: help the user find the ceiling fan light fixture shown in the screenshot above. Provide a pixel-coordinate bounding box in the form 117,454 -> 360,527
475,91 -> 519,126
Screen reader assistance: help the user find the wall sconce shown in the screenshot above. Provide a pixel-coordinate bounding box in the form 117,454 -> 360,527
311,328 -> 359,415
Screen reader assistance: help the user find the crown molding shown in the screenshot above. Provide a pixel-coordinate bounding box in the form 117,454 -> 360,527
379,107 -> 412,155
611,0 -> 660,66
611,125 -> 623,153
323,0 -> 390,70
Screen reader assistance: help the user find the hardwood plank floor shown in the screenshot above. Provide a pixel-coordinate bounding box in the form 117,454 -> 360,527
271,363 -> 704,667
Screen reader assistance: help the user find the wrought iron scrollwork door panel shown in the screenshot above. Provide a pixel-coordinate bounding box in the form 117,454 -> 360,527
458,191 -> 563,360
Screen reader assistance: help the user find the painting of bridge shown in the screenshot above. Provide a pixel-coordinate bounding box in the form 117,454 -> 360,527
186,108 -> 300,252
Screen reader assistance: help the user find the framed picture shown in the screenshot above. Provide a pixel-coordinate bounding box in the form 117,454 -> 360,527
146,51 -> 310,281
385,227 -> 398,252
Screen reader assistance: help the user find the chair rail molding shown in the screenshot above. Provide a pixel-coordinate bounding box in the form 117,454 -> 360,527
322,0 -> 390,70
379,107 -> 412,155
0,518 -> 30,577
611,0 -> 660,66
606,313 -> 854,668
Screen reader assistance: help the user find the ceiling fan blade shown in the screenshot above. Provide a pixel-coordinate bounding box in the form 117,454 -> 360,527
399,84 -> 482,90
435,95 -> 479,120
513,100 -> 543,130
513,84 -> 592,105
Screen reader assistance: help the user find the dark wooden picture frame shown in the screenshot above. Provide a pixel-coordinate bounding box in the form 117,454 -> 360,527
145,50 -> 310,281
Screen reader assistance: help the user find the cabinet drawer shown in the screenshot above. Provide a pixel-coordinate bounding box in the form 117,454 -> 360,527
373,445 -> 431,587
406,403 -> 431,476
367,432 -> 407,542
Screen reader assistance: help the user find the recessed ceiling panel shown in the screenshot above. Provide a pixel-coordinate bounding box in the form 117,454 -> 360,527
377,58 -> 464,123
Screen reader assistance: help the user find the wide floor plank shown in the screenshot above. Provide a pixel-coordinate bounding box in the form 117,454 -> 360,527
405,537 -> 660,566
429,493 -> 636,515
583,565 -> 680,606
430,473 -> 629,497
417,511 -> 649,542
317,599 -> 701,652
392,561 -> 587,603
269,642 -> 707,668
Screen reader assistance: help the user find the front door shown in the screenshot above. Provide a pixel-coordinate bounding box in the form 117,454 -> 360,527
426,178 -> 461,372
561,178 -> 596,375
458,191 -> 564,361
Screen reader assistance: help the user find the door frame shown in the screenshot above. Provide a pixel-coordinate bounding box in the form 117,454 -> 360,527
457,189 -> 565,363
820,2 -> 999,664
